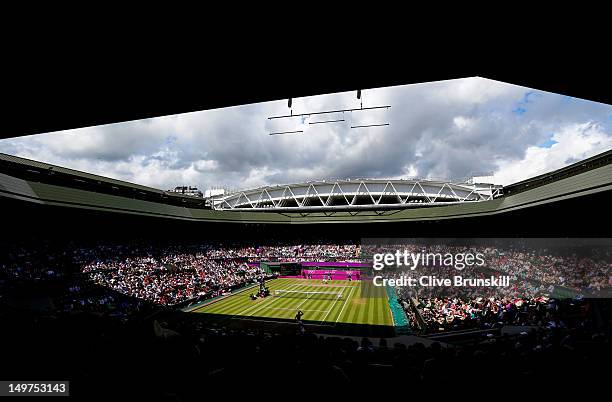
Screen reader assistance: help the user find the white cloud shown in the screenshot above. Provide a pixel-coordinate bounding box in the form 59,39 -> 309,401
426,77 -> 520,104
491,122 -> 612,185
453,116 -> 475,130
0,77 -> 610,191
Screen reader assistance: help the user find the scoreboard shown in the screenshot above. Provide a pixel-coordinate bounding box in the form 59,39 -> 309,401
260,262 -> 301,275
278,262 -> 301,276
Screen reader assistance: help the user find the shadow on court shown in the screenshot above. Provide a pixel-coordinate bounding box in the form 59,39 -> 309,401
187,311 -> 396,337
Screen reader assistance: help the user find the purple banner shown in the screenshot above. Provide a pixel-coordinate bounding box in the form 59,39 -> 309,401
301,269 -> 362,281
250,261 -> 368,268
300,261 -> 368,268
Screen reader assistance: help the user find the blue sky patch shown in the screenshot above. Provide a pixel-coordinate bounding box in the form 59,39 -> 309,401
513,91 -> 543,116
539,135 -> 558,148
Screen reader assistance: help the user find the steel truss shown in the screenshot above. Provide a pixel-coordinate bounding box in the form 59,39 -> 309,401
211,179 -> 502,212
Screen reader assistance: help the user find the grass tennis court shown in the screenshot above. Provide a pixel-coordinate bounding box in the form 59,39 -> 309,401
191,278 -> 394,327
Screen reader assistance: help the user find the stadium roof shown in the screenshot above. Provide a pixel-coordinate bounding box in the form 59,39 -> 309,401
0,153 -> 208,209
1,150 -> 611,224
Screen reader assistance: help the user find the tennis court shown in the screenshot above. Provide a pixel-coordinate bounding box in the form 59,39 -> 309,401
191,278 -> 394,326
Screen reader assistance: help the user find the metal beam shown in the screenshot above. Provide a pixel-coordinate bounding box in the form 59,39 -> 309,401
268,130 -> 304,136
350,123 -> 390,129
308,119 -> 345,125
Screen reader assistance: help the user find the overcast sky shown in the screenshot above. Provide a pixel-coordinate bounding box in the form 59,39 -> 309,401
1,77 -> 611,192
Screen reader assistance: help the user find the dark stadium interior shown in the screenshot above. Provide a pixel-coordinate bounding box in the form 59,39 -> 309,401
2,239 -> 610,399
2,179 -> 612,398
2,48 -> 612,398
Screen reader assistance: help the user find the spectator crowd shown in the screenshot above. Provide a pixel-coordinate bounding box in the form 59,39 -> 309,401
369,241 -> 610,333
2,241 -> 610,398
1,241 -> 362,308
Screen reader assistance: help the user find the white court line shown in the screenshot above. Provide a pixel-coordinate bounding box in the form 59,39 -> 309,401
334,285 -> 356,323
243,282 -> 308,317
290,284 -> 351,289
233,281 -> 299,317
320,287 -> 346,323
263,307 -> 330,313
293,292 -> 314,310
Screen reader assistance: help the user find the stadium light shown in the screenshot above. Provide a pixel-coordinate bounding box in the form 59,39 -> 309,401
268,105 -> 390,120
268,90 -> 390,134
